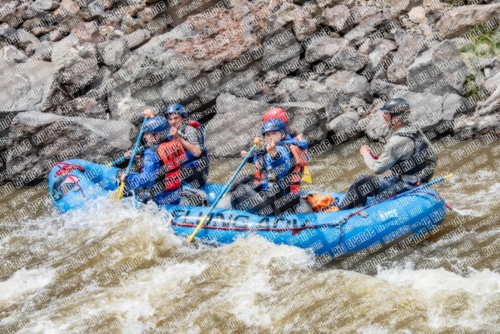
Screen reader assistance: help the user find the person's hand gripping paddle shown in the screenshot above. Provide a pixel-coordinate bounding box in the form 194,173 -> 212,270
186,138 -> 262,243
114,117 -> 148,200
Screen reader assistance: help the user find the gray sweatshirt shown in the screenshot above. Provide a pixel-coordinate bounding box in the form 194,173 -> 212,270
362,125 -> 437,183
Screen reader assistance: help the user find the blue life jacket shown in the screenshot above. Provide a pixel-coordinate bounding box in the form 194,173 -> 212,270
260,137 -> 308,196
126,147 -> 181,205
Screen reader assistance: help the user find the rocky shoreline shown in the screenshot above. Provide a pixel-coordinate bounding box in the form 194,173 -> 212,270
0,0 -> 499,187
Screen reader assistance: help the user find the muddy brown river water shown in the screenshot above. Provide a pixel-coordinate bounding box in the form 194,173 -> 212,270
0,138 -> 499,333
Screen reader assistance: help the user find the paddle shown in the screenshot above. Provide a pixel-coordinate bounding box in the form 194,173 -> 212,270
328,173 -> 454,227
114,117 -> 148,200
107,146 -> 146,167
187,144 -> 258,243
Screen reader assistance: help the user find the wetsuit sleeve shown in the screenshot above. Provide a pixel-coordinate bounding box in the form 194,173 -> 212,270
125,149 -> 159,190
362,136 -> 414,174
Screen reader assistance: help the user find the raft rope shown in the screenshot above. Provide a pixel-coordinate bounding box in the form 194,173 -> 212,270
52,162 -> 86,199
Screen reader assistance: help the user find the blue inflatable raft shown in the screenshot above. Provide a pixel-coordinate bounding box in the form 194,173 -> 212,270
48,159 -> 448,258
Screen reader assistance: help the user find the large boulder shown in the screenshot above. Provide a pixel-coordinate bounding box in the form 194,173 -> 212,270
205,93 -> 269,157
165,0 -> 220,27
322,5 -> 351,31
387,31 -> 427,84
0,54 -> 60,112
51,34 -> 102,94
400,91 -> 444,130
305,36 -> 350,63
325,71 -> 370,96
326,111 -> 359,134
407,40 -> 468,95
369,79 -> 408,99
435,4 -> 500,39
443,93 -> 470,121
365,111 -> 389,140
3,111 -> 133,184
97,39 -> 130,67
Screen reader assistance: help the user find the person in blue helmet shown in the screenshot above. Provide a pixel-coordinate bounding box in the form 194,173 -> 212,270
145,104 -> 209,190
118,113 -> 182,205
230,118 -> 309,216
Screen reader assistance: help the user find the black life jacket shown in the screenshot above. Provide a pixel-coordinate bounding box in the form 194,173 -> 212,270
178,120 -> 209,173
391,131 -> 436,184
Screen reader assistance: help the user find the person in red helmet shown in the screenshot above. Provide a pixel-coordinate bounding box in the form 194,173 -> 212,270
239,107 -> 303,159
230,118 -> 310,216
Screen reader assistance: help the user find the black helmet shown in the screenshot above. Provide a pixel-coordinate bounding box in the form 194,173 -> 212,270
381,98 -> 410,115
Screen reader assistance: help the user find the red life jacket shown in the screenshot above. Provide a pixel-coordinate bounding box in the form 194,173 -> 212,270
157,140 -> 187,191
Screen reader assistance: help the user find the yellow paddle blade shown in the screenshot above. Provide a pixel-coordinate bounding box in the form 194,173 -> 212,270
113,182 -> 125,201
187,215 -> 209,243
302,166 -> 312,183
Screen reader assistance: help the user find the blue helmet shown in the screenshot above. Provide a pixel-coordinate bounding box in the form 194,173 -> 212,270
164,103 -> 187,118
262,118 -> 286,135
143,118 -> 170,134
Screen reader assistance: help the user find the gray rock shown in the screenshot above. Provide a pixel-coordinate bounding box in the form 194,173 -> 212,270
367,39 -> 397,70
0,1 -> 18,23
0,60 -> 60,112
443,93 -> 469,121
292,16 -> 317,41
408,6 -> 427,24
482,70 -> 500,93
97,39 -> 130,67
436,4 -> 500,39
400,91 -> 444,130
365,111 -> 389,140
0,22 -> 17,39
123,29 -> 151,50
325,71 -> 370,96
31,0 -> 59,11
305,36 -> 350,62
452,116 -> 477,133
166,0 -> 220,27
33,40 -> 52,61
205,93 -> 269,157
389,0 -> 423,14
4,111 -> 133,182
407,40 -> 468,95
387,31 -> 426,84
350,5 -> 378,24
369,79 -> 408,99
52,37 -> 100,89
0,45 -> 26,65
344,25 -> 376,44
326,111 -> 359,133
477,114 -> 500,132
15,29 -> 40,54
476,78 -> 500,117
260,27 -> 301,72
322,5 -> 351,30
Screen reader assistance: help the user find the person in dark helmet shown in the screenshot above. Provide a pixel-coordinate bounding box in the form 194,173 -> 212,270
339,98 -> 438,210
143,104 -> 209,191
230,118 -> 309,216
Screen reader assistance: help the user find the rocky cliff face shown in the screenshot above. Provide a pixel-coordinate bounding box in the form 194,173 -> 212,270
0,0 -> 499,185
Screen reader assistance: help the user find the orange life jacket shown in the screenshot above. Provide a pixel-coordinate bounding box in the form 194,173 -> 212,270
305,194 -> 339,212
157,140 -> 187,191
